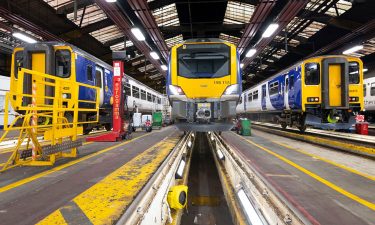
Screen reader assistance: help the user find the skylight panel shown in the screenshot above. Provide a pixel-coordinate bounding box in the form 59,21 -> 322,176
152,3 -> 180,27
219,33 -> 240,45
90,25 -> 123,43
165,34 -> 183,48
67,3 -> 107,27
224,1 -> 255,24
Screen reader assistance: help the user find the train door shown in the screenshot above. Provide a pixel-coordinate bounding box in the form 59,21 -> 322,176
328,65 -> 342,107
284,75 -> 289,109
244,93 -> 247,111
95,67 -> 104,106
261,84 -> 267,110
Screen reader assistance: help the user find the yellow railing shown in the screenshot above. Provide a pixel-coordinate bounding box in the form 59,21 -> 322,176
0,68 -> 101,171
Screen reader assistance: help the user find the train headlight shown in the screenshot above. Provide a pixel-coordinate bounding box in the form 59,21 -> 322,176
349,97 -> 358,102
223,84 -> 239,95
307,97 -> 319,102
169,85 -> 185,95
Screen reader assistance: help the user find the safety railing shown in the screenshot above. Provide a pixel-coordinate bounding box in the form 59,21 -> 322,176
0,68 -> 100,171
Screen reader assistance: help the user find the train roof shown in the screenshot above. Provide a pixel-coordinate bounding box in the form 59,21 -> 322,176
15,42 -> 164,95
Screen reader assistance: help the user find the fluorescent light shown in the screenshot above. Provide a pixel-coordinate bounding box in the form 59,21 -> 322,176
105,0 -> 116,2
12,32 -> 37,43
262,23 -> 279,38
240,63 -> 244,68
246,49 -> 256,58
343,45 -> 363,55
150,51 -> 159,60
363,68 -> 368,73
216,149 -> 224,160
187,140 -> 192,148
161,65 -> 168,71
131,28 -> 145,41
175,159 -> 186,179
237,189 -> 264,225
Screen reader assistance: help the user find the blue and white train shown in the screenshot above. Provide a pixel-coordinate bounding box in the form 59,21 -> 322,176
237,55 -> 364,132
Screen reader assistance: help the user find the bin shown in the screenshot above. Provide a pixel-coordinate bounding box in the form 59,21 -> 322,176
152,112 -> 163,129
355,122 -> 368,135
238,119 -> 251,136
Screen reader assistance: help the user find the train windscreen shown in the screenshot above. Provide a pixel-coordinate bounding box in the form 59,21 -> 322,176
177,43 -> 230,78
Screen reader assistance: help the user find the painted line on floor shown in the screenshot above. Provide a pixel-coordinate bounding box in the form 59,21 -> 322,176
237,135 -> 375,211
37,135 -> 180,225
0,132 -> 155,193
272,140 -> 375,181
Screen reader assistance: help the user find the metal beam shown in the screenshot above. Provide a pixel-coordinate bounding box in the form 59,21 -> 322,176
128,0 -> 170,61
94,0 -> 165,75
0,6 -> 65,42
241,0 -> 309,68
60,18 -> 113,40
160,24 -> 245,34
56,0 -> 94,14
237,0 -> 277,55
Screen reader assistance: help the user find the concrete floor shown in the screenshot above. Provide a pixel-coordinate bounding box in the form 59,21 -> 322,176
222,130 -> 375,225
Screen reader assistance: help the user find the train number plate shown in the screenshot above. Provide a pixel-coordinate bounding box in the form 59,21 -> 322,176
197,103 -> 211,109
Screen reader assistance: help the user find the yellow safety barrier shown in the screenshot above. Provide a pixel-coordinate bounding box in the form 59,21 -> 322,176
0,68 -> 100,172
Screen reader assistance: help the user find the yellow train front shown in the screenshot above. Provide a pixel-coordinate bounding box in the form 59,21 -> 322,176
167,39 -> 241,131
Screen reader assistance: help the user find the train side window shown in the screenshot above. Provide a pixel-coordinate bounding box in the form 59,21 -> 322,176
141,90 -> 146,100
239,96 -> 242,104
55,50 -> 71,78
147,92 -> 152,102
125,83 -> 131,96
152,94 -> 156,103
14,51 -> 24,79
349,62 -> 360,84
95,67 -> 102,88
269,81 -> 279,95
132,86 -> 140,98
363,84 -> 366,97
157,97 -> 161,104
253,91 -> 258,100
371,83 -> 375,96
248,93 -> 252,102
87,65 -> 93,81
305,63 -> 320,85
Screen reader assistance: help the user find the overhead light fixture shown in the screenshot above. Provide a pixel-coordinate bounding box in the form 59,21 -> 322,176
343,45 -> 363,55
131,28 -> 145,41
237,189 -> 264,225
105,0 -> 116,2
363,68 -> 368,73
175,159 -> 186,179
12,32 -> 37,43
240,63 -> 244,68
246,49 -> 256,58
161,65 -> 168,71
150,51 -> 160,60
216,149 -> 225,160
262,23 -> 279,38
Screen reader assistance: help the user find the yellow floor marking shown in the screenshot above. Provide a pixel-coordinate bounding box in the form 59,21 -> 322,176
273,141 -> 375,181
0,132 -> 154,193
37,210 -> 67,225
37,135 -> 180,225
237,135 -> 375,211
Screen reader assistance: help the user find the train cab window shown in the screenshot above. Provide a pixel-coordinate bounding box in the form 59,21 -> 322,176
363,84 -> 366,97
125,83 -> 131,96
141,90 -> 146,100
349,62 -> 360,84
55,50 -> 71,78
253,91 -> 258,100
269,81 -> 279,95
305,63 -> 320,85
371,83 -> 375,96
95,67 -> 103,88
87,65 -> 93,81
14,51 -> 24,79
147,93 -> 152,102
248,93 -> 252,102
132,86 -> 140,98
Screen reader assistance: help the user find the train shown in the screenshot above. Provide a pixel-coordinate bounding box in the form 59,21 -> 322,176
363,76 -> 375,122
167,38 -> 241,131
236,55 -> 364,132
0,75 -> 17,129
9,42 -> 166,134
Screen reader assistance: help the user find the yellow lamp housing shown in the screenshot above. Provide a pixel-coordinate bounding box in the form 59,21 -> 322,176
167,185 -> 188,209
